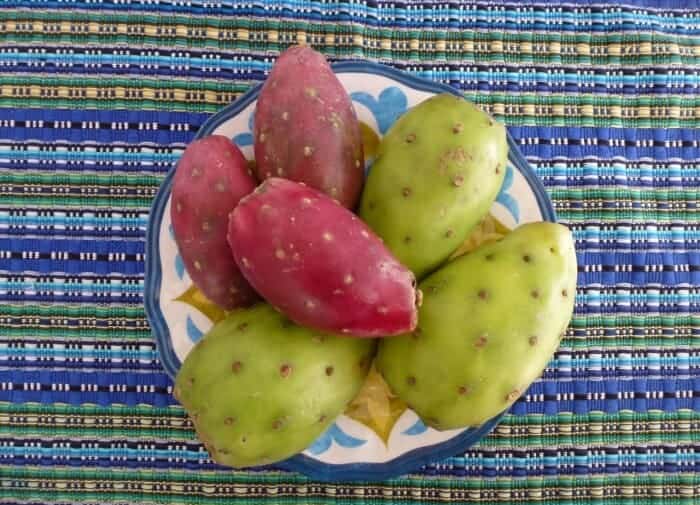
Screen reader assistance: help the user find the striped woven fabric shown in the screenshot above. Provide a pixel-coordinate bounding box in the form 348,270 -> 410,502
1,1 -> 699,503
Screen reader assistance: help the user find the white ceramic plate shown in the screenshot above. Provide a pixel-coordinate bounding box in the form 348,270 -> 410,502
145,61 -> 556,481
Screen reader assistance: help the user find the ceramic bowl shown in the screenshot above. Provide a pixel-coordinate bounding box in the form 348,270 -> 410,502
145,61 -> 556,482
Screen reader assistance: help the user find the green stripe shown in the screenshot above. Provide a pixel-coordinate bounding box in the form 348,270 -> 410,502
0,326 -> 152,340
2,464 -> 699,485
0,97 -> 222,113
1,9 -> 696,40
468,93 -> 700,107
482,116 -> 700,128
0,36 -> 695,66
0,77 -> 697,128
0,195 -> 154,208
0,424 -> 193,440
4,9 -> 699,35
555,209 -> 699,222
0,25 -> 697,67
0,172 -> 164,186
4,326 -> 697,347
571,315 -> 700,327
2,411 -> 697,447
0,304 -> 147,318
0,74 -> 249,90
0,402 -> 181,416
1,423 -> 694,448
565,337 -> 699,348
3,74 -> 700,95
3,401 -> 694,422
0,490 -> 695,505
6,327 -> 697,347
552,189 -> 700,201
8,190 -> 690,210
2,95 -> 696,129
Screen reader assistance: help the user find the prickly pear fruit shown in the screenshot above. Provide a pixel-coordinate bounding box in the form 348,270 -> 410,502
174,304 -> 375,468
359,93 -> 508,279
254,45 -> 364,209
376,222 -> 577,430
228,177 -> 418,338
170,135 -> 258,310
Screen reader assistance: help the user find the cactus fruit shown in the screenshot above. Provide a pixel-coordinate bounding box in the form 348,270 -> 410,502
254,45 -> 364,209
376,222 -> 577,430
174,304 -> 375,468
228,177 -> 419,338
170,135 -> 259,309
359,93 -> 508,279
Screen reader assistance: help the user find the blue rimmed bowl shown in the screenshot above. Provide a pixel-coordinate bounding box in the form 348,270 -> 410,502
145,61 -> 556,482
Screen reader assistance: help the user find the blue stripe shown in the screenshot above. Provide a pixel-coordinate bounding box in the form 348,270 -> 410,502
0,293 -> 141,303
0,212 -> 149,226
0,238 -> 144,255
2,52 -> 700,95
0,371 -> 696,413
0,443 -> 695,476
0,347 -> 157,361
0,361 -> 164,372
0,146 -> 182,163
2,261 -> 699,287
549,353 -> 700,371
0,107 -> 208,128
534,163 -> 700,188
3,250 -> 700,286
0,159 -> 172,173
4,217 -> 700,252
0,228 -> 144,239
0,370 -> 173,406
3,125 -> 700,163
0,213 -> 148,229
0,279 -> 142,292
2,1 -> 700,32
9,62 -> 700,96
23,291 -> 700,307
512,126 -> 700,161
1,347 -> 696,374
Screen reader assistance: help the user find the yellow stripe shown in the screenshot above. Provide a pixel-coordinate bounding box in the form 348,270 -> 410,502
2,84 -> 698,122
6,21 -> 700,58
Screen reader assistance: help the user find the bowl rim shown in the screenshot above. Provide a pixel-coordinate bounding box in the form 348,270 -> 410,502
144,59 -> 557,482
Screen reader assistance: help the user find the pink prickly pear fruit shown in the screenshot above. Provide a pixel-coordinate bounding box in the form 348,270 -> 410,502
227,178 -> 419,338
170,135 -> 259,310
254,45 -> 364,209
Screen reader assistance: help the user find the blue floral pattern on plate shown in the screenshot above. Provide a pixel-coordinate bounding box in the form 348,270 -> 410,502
350,87 -> 407,134
145,61 -> 556,482
308,424 -> 367,456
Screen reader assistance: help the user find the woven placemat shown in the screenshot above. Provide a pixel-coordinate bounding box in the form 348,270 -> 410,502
0,1 -> 698,503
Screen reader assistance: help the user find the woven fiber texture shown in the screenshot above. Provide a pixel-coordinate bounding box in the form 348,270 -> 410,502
1,1 -> 699,503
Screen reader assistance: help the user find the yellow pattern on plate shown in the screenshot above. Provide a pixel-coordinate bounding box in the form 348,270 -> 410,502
345,214 -> 510,444
174,213 -> 511,444
174,284 -> 228,324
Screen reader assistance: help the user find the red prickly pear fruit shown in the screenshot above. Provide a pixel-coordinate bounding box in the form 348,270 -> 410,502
254,45 -> 364,209
170,135 -> 259,310
228,178 -> 418,338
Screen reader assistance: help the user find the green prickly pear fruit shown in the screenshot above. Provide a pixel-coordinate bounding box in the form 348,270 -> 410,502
359,93 -> 508,279
174,304 -> 375,468
376,222 -> 577,430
